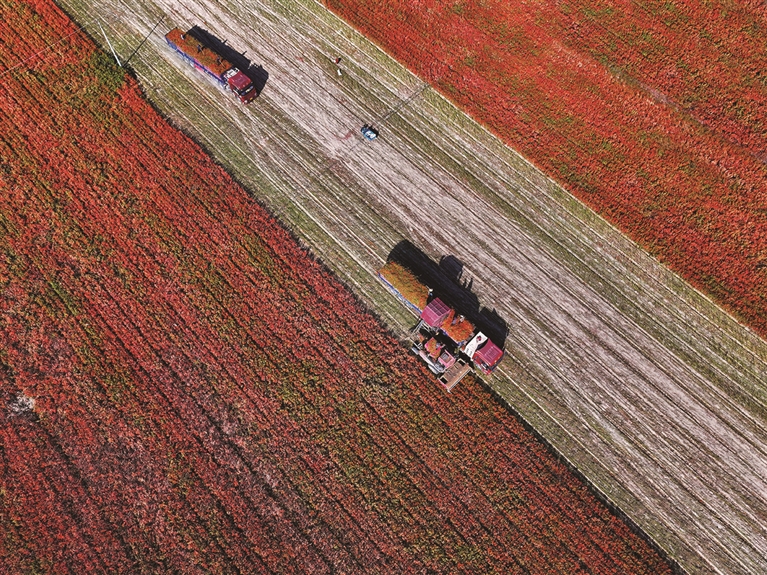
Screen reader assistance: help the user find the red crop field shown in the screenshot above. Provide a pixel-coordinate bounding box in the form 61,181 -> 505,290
0,1 -> 677,573
326,0 -> 767,335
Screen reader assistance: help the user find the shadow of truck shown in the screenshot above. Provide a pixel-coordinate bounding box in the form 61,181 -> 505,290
187,25 -> 269,94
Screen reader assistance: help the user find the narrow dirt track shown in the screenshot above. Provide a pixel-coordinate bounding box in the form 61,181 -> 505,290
55,0 -> 767,573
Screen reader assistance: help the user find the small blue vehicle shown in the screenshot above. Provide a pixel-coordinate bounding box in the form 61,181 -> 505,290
361,124 -> 379,141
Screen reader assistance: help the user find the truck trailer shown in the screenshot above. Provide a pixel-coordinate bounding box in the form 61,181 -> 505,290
165,27 -> 258,104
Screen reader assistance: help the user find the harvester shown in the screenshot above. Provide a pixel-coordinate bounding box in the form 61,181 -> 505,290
378,260 -> 504,391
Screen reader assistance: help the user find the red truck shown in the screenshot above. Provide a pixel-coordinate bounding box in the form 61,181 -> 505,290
165,27 -> 257,104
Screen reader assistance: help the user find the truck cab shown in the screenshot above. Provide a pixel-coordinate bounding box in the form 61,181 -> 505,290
223,68 -> 257,103
464,332 -> 504,374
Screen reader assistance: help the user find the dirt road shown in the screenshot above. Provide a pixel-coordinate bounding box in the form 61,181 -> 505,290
56,0 -> 767,572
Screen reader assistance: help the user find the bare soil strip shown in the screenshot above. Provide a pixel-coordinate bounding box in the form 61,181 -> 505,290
54,0 -> 767,572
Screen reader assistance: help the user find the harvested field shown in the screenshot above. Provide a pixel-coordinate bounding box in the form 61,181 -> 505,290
15,0 -> 767,573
